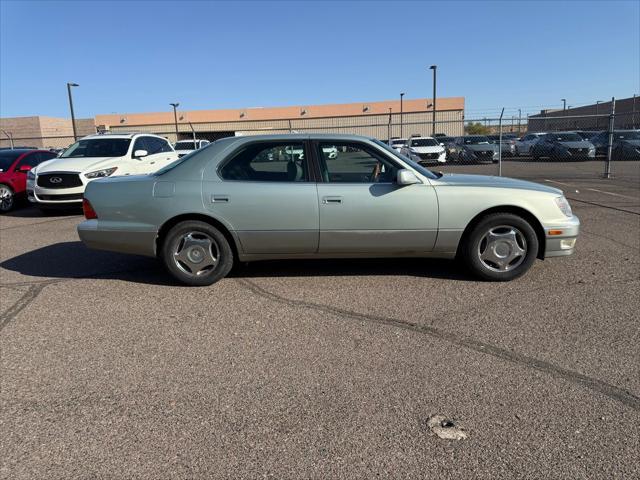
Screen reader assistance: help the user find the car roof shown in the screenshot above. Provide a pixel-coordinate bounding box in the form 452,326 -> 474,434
224,133 -> 381,143
0,148 -> 37,155
408,136 -> 435,140
81,132 -> 168,140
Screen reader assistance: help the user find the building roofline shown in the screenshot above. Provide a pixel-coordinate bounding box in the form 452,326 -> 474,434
95,97 -> 464,127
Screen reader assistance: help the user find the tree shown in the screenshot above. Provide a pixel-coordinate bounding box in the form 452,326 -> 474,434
465,122 -> 491,135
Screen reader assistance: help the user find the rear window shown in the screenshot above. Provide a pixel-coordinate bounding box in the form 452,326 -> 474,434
410,138 -> 438,147
463,136 -> 490,144
547,133 -> 583,142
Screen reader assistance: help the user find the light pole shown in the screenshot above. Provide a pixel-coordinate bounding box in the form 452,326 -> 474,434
561,98 -> 567,130
387,107 -> 392,144
169,103 -> 180,141
633,94 -> 637,129
518,108 -> 522,135
429,65 -> 437,136
67,82 -> 79,141
595,100 -> 602,129
399,92 -> 405,138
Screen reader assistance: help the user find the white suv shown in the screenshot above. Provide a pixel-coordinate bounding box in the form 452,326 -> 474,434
400,136 -> 446,163
27,133 -> 178,211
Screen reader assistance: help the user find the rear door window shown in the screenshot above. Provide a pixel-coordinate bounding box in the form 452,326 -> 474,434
219,142 -> 310,182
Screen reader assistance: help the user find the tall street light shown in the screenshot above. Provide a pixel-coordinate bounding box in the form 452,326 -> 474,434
595,100 -> 602,129
170,103 -> 180,141
561,98 -> 567,129
399,92 -> 405,138
429,65 -> 437,136
67,82 -> 79,141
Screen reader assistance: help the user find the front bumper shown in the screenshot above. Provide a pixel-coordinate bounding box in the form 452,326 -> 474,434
544,215 -> 580,257
27,174 -> 86,206
77,220 -> 158,257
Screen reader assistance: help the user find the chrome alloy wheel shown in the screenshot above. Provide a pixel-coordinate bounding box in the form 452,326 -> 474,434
173,231 -> 219,276
0,185 -> 14,212
477,225 -> 527,272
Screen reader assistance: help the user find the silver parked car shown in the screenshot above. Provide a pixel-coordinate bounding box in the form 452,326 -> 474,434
78,134 -> 579,286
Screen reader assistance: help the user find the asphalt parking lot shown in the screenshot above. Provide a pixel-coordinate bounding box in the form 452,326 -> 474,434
1,160 -> 639,478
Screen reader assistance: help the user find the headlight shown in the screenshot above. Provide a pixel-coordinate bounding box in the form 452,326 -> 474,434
85,167 -> 118,179
554,196 -> 572,217
27,169 -> 36,180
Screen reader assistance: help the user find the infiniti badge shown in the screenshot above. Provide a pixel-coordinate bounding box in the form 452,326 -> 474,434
49,177 -> 63,184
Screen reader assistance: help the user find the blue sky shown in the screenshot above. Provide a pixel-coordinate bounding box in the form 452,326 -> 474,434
1,0 -> 638,120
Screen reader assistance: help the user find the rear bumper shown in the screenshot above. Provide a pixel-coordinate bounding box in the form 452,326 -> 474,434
544,215 -> 580,257
77,220 -> 157,257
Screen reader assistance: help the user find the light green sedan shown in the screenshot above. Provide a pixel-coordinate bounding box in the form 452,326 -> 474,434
78,134 -> 579,286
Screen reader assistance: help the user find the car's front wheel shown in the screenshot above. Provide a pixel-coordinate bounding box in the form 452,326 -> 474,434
461,213 -> 538,281
0,184 -> 15,213
161,220 -> 234,286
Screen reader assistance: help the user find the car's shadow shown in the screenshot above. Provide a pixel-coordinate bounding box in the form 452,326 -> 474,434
1,241 -> 476,286
2,205 -> 82,218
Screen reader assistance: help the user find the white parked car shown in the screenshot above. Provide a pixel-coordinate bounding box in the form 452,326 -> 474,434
389,138 -> 408,152
174,139 -> 210,158
400,136 -> 446,164
515,133 -> 546,156
27,133 -> 178,211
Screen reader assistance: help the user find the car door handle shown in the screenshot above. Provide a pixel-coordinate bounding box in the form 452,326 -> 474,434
211,195 -> 229,203
322,196 -> 342,204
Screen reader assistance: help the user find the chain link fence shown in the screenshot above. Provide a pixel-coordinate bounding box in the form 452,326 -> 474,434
2,104 -> 637,182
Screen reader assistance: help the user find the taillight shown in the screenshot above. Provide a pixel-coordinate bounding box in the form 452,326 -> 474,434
82,198 -> 97,219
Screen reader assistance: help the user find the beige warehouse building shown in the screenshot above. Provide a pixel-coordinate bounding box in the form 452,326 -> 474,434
98,97 -> 465,142
1,97 -> 464,148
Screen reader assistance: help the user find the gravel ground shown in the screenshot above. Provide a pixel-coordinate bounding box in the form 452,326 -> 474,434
1,161 -> 639,479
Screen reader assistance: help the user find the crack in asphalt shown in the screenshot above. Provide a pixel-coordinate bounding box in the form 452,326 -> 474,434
0,282 -> 54,332
566,197 -> 640,216
237,278 -> 640,411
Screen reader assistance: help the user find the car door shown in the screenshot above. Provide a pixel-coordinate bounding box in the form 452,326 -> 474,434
13,151 -> 55,191
202,139 -> 319,254
134,137 -> 177,173
314,140 -> 438,253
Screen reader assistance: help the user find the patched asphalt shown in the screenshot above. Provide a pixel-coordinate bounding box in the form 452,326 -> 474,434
1,161 -> 639,478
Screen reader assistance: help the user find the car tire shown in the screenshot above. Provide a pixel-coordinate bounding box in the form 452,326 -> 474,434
462,212 -> 538,281
161,220 -> 234,286
0,184 -> 15,213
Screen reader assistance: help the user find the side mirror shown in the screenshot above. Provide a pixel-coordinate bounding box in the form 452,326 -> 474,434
17,165 -> 32,172
397,169 -> 422,186
133,149 -> 148,158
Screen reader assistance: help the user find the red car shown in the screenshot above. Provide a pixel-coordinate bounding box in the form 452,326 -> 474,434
0,149 -> 58,212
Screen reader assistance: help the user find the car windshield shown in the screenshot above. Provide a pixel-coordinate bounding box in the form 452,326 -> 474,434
370,138 -> 439,179
391,139 -> 406,145
0,151 -> 23,171
61,138 -> 131,158
614,131 -> 640,140
175,141 -> 197,150
463,136 -> 490,145
547,133 -> 583,142
438,137 -> 454,143
410,138 -> 438,147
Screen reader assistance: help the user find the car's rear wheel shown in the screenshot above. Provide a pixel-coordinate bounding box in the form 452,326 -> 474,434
0,184 -> 15,213
462,213 -> 538,281
161,220 -> 233,286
